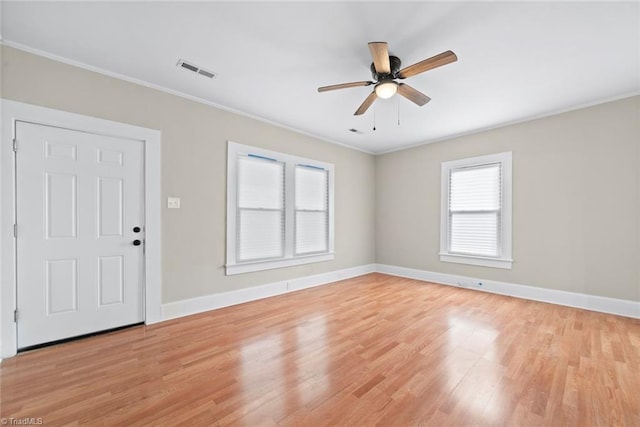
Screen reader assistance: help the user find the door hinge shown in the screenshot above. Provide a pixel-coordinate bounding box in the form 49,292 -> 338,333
14,310 -> 18,322
13,224 -> 18,238
12,138 -> 17,152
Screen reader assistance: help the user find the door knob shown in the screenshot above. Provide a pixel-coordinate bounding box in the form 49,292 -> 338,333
133,240 -> 142,246
133,226 -> 141,233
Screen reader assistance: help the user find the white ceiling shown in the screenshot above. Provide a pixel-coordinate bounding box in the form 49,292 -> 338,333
2,1 -> 639,154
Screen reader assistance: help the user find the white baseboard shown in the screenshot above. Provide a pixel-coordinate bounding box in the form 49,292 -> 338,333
376,264 -> 640,319
161,262 -> 639,323
161,264 -> 376,321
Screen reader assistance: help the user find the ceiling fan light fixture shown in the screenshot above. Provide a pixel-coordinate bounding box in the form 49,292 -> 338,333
375,80 -> 398,99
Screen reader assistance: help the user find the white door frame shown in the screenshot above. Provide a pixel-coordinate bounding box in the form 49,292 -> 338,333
1,99 -> 162,358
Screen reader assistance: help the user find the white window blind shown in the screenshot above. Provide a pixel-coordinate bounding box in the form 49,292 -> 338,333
295,165 -> 328,254
227,142 -> 335,275
449,163 -> 501,257
236,155 -> 285,262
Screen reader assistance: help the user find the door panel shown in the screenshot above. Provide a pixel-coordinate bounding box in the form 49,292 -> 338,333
16,122 -> 145,348
46,172 -> 78,238
98,255 -> 124,306
97,177 -> 123,237
45,259 -> 78,314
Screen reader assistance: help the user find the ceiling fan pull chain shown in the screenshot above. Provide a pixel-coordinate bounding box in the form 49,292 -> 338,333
397,97 -> 401,126
373,107 -> 376,131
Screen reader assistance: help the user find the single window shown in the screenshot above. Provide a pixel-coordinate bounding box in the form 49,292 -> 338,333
295,165 -> 329,255
226,142 -> 334,275
440,152 -> 513,269
236,155 -> 285,262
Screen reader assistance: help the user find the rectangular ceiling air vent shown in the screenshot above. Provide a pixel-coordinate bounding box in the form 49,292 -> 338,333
176,59 -> 216,79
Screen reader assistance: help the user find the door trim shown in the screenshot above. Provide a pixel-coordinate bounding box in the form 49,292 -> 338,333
1,99 -> 162,358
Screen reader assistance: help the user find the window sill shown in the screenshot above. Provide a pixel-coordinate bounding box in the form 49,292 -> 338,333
226,252 -> 335,275
439,253 -> 513,270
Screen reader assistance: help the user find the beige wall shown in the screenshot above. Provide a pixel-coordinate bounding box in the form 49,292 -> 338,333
1,46 -> 376,303
376,95 -> 640,301
3,45 -> 638,305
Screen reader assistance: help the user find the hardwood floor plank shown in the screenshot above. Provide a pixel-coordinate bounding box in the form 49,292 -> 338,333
1,273 -> 639,426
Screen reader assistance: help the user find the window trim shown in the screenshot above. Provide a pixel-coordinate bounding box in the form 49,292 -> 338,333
440,152 -> 513,269
226,141 -> 334,275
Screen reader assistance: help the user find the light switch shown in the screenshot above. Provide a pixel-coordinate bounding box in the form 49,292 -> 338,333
167,197 -> 181,209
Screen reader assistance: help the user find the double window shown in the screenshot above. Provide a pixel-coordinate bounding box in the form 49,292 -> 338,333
440,152 -> 513,269
226,142 -> 334,275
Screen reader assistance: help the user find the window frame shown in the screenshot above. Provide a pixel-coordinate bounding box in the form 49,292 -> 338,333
440,152 -> 513,269
226,141 -> 334,275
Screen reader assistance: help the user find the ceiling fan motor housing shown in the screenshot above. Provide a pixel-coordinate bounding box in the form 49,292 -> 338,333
371,55 -> 402,81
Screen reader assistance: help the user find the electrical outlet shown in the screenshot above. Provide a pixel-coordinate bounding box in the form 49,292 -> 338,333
167,197 -> 181,209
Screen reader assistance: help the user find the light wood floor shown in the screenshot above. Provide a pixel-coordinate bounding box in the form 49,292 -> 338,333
1,273 -> 639,426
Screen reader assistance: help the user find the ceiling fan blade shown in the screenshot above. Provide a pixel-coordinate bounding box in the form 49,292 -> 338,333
398,83 -> 431,106
368,42 -> 391,74
317,81 -> 373,92
397,50 -> 458,79
354,91 -> 378,116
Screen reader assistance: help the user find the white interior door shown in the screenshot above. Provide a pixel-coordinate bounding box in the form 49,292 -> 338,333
15,121 -> 145,349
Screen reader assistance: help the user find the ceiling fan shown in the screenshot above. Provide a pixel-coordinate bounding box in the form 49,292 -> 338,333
318,42 -> 457,116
